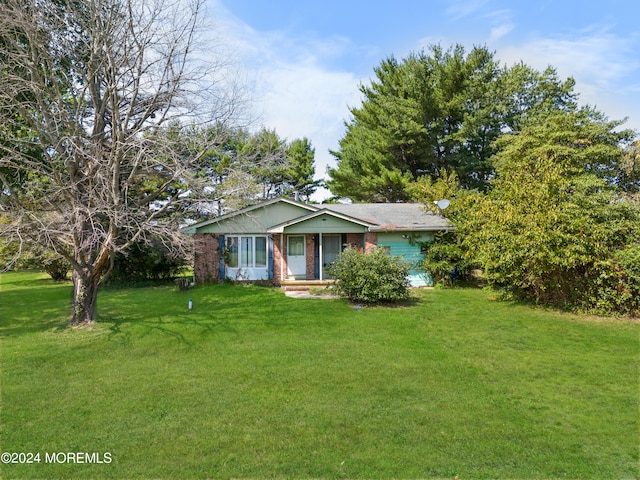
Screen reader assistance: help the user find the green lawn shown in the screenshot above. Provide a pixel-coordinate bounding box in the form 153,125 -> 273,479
1,271 -> 638,479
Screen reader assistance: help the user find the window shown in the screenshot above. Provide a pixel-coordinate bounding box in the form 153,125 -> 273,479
255,237 -> 267,267
288,236 -> 305,256
226,237 -> 238,268
241,237 -> 253,268
225,236 -> 267,269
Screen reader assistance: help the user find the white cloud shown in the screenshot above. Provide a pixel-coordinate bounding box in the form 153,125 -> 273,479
484,9 -> 515,42
205,0 -> 365,200
256,60 -> 362,172
489,22 -> 514,42
415,35 -> 451,51
497,27 -> 640,130
445,0 -> 489,21
505,30 -> 635,86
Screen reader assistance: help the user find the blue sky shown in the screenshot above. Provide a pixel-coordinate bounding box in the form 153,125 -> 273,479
207,0 -> 640,199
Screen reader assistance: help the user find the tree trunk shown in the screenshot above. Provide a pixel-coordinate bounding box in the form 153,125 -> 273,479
71,269 -> 101,324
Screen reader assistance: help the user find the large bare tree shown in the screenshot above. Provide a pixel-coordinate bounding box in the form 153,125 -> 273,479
0,0 -> 243,323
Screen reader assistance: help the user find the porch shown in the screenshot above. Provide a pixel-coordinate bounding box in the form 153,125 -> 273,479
272,231 -> 376,284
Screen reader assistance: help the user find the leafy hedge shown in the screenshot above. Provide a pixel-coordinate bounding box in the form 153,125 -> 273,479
107,240 -> 188,284
583,244 -> 640,316
456,111 -> 640,316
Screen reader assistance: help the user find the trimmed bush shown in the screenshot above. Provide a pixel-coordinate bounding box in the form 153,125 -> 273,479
42,256 -> 70,281
327,246 -> 410,303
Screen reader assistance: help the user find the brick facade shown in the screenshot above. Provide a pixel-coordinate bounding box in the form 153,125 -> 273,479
364,232 -> 378,253
346,233 -> 364,250
305,234 -> 316,280
272,233 -> 283,285
194,233 -> 220,284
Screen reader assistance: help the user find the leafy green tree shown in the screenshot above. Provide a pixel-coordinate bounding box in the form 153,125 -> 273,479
285,137 -> 320,201
242,130 -> 318,201
181,124 -> 260,216
328,44 -> 577,202
408,170 -> 474,285
619,140 -> 640,202
408,169 -> 460,209
190,126 -> 318,216
107,237 -> 189,284
419,231 -> 471,285
239,128 -> 289,199
461,109 -> 639,314
41,254 -> 71,281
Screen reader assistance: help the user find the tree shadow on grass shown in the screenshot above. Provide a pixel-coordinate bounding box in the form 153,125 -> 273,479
346,295 -> 425,309
101,311 -> 239,346
1,275 -> 264,341
98,282 -> 272,338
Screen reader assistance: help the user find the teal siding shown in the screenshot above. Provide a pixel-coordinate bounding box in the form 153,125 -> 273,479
377,233 -> 434,287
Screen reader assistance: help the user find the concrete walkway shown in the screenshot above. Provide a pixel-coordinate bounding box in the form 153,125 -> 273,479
283,289 -> 339,299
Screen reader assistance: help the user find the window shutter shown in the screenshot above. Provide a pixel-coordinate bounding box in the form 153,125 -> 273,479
218,234 -> 225,281
268,236 -> 274,280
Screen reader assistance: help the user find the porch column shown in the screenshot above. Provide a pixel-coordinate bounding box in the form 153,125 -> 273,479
319,232 -> 323,281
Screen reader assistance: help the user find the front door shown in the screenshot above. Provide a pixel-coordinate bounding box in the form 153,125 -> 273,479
287,235 -> 306,279
322,234 -> 342,278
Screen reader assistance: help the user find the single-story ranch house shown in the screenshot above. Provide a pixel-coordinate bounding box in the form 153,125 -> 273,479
183,197 -> 453,287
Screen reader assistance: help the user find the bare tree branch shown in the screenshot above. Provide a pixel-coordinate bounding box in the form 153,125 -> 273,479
0,0 -> 247,323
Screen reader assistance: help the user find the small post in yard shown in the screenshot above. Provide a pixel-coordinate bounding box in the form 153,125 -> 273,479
188,298 -> 193,311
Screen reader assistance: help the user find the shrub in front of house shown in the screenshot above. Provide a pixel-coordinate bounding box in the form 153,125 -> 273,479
327,246 -> 410,303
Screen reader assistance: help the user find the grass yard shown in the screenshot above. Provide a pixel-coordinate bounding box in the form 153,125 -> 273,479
0,271 -> 638,479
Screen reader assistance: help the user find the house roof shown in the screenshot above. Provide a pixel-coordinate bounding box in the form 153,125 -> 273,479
183,197 -> 453,234
323,203 -> 451,232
